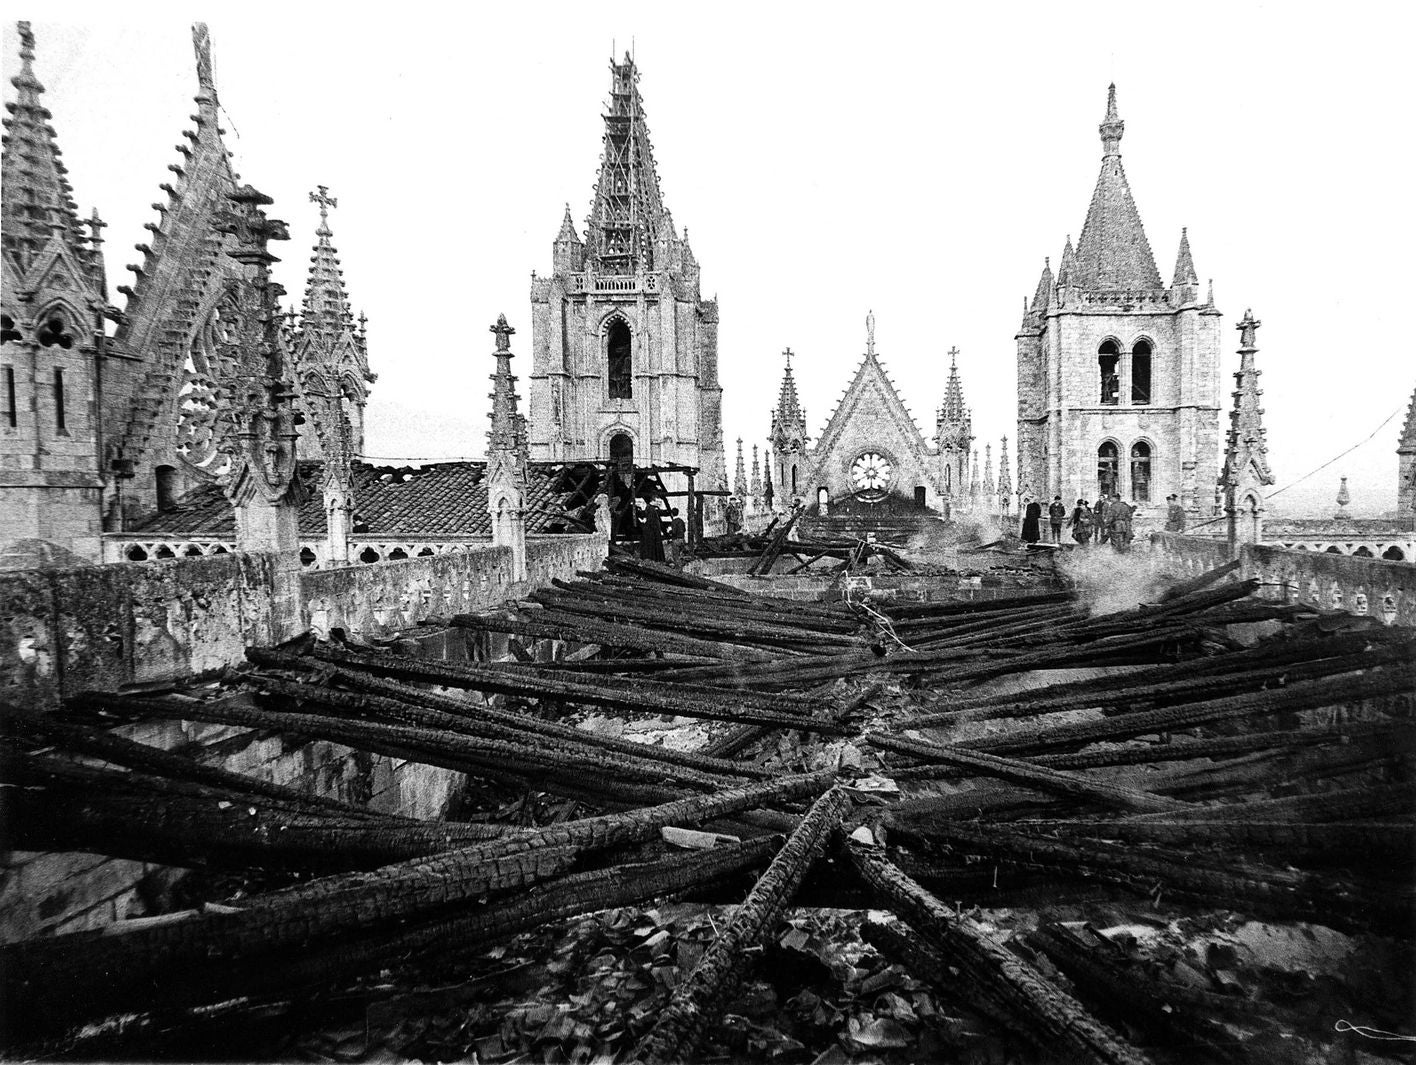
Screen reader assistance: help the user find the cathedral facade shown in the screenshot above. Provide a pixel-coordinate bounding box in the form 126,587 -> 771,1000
527,56 -> 725,497
1016,86 -> 1222,518
767,314 -> 975,514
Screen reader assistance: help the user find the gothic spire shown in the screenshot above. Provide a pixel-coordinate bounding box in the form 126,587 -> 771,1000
1218,309 -> 1275,496
1072,84 -> 1162,291
733,437 -> 747,498
936,347 -> 972,454
1172,226 -> 1199,287
770,347 -> 808,451
1,21 -> 85,272
556,202 -> 580,244
586,53 -> 670,276
1028,259 -> 1053,318
939,348 -> 965,419
865,310 -> 877,357
300,184 -> 356,338
1057,235 -> 1077,287
982,443 -> 994,499
488,314 -> 523,456
997,435 -> 1013,500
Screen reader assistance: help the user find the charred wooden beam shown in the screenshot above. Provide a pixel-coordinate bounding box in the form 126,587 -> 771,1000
2,837 -> 582,1041
5,838 -> 781,1049
866,733 -> 1187,814
899,822 -> 1410,934
1025,923 -> 1247,1062
301,644 -> 846,733
245,666 -> 770,781
847,843 -> 1152,1065
2,701 -> 392,821
960,666 -> 1416,757
633,787 -> 852,1064
1015,817 -> 1415,861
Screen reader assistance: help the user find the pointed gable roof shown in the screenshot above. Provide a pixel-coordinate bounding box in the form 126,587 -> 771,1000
1,22 -> 91,278
585,54 -> 670,275
1071,85 -> 1162,291
114,22 -> 239,360
812,323 -> 933,481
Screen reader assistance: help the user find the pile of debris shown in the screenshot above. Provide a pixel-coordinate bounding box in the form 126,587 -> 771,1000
2,557 -> 1413,1063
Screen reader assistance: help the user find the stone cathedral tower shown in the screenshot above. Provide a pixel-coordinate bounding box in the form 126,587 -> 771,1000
528,55 -> 725,497
1016,85 -> 1222,518
0,23 -> 120,561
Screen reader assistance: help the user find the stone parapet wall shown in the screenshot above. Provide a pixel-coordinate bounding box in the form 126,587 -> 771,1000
1150,533 -> 1416,627
1,551 -> 282,711
303,534 -> 603,640
3,534 -> 605,708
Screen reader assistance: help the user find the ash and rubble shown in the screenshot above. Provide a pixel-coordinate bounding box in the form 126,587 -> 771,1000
4,524 -> 1414,1065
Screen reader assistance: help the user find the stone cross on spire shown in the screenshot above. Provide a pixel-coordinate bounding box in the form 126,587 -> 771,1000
783,347 -> 793,369
309,184 -> 337,234
866,310 -> 876,356
947,346 -> 959,365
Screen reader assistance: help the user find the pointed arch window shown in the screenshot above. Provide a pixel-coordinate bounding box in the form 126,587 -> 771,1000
1097,441 -> 1119,496
1098,341 -> 1120,405
1131,340 -> 1152,405
3,366 -> 15,428
607,319 -> 632,399
1130,441 -> 1152,503
0,315 -> 20,344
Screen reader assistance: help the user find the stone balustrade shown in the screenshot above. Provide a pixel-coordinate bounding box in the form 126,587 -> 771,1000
1149,533 -> 1416,627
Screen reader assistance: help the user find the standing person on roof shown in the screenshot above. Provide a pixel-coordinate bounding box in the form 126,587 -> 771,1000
1048,495 -> 1067,543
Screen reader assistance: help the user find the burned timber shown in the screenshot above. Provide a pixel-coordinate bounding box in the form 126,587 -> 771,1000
2,544 -> 1414,1065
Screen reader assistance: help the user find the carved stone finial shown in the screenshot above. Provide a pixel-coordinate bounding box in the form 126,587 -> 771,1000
1237,308 -> 1260,351
866,310 -> 876,356
491,313 -> 515,352
1100,82 -> 1124,157
192,22 -> 215,95
782,346 -> 793,369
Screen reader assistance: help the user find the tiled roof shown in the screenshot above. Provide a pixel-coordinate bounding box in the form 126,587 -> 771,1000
126,461 -> 577,539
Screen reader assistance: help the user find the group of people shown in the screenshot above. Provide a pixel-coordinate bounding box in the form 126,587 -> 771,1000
1020,491 -> 1185,551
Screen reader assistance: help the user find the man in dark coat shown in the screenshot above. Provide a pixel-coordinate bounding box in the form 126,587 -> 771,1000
1069,499 -> 1093,545
1020,500 -> 1043,544
1047,495 -> 1067,543
639,496 -> 665,563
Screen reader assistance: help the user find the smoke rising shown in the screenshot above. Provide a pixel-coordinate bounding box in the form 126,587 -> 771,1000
1059,545 -> 1178,616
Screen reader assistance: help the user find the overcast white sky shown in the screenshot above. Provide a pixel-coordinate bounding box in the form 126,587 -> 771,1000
7,2 -> 1413,516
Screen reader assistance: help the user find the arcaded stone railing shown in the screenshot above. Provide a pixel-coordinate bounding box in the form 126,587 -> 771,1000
303,533 -> 604,640
3,533 -> 605,711
1150,533 -> 1416,627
